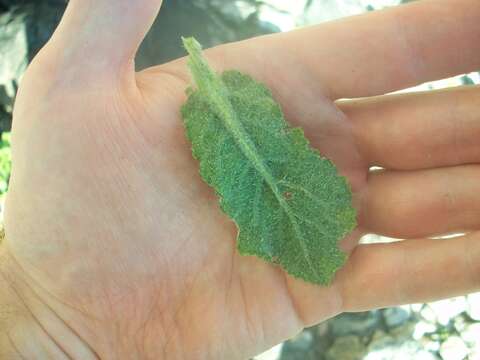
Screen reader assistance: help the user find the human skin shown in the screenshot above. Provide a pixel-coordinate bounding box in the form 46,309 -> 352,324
1,0 -> 480,358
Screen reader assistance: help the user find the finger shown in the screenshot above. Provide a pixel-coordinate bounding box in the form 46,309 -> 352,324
44,0 -> 163,71
361,165 -> 480,239
339,85 -> 480,170
279,0 -> 480,99
336,233 -> 480,312
159,0 -> 480,101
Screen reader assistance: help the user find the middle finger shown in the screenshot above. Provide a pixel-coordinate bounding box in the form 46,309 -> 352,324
339,85 -> 480,170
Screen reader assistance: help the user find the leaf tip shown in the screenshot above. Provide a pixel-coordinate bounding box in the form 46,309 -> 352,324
182,36 -> 203,57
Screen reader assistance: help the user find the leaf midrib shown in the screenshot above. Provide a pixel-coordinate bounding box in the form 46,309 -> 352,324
201,76 -> 319,280
184,37 -> 320,280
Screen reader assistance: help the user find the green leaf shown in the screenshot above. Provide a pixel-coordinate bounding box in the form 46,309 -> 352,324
181,37 -> 356,285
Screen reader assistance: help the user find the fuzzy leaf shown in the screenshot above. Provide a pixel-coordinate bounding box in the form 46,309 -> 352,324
181,37 -> 356,285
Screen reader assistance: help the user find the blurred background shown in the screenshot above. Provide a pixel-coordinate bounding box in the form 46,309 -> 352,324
0,1 -> 479,359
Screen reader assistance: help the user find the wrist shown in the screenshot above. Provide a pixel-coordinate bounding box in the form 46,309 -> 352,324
0,239 -> 30,358
0,227 -> 25,358
0,231 -> 96,359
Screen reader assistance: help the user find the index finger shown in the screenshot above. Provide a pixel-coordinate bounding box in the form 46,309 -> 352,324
160,0 -> 480,101
277,0 -> 480,99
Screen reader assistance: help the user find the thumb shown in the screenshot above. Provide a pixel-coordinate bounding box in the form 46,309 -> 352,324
45,0 -> 163,72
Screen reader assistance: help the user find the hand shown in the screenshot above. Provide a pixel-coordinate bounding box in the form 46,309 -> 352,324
1,0 -> 480,358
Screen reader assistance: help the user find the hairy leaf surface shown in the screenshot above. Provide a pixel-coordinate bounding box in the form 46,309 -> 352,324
181,37 -> 356,285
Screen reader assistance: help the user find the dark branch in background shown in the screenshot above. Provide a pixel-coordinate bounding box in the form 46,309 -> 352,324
305,0 -> 314,11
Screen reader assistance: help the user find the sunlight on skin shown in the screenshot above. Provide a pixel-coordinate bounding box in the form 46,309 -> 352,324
0,0 -> 480,358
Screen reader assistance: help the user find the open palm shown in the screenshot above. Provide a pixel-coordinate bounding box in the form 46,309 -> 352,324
3,0 -> 480,358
